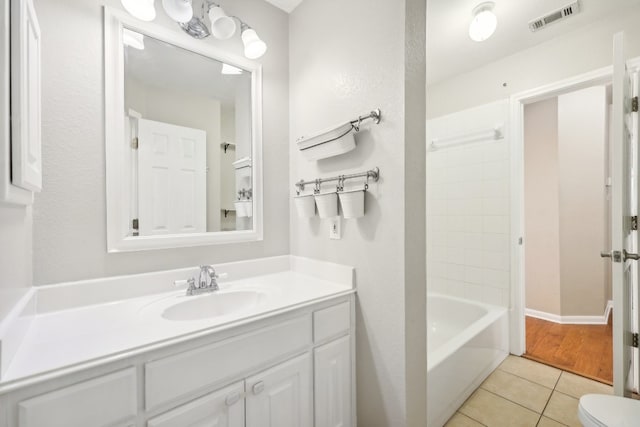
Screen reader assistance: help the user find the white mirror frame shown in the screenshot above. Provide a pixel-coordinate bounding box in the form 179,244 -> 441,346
104,7 -> 263,252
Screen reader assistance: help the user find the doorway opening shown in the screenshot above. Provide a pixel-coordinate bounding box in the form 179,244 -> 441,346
521,84 -> 614,384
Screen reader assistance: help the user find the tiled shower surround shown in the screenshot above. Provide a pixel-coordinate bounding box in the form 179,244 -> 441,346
427,101 -> 511,307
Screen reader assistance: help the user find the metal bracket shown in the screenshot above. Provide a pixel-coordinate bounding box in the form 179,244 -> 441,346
131,137 -> 139,150
633,333 -> 639,348
632,96 -> 639,113
632,216 -> 638,231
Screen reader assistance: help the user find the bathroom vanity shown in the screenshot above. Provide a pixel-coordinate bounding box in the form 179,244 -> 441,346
0,256 -> 355,427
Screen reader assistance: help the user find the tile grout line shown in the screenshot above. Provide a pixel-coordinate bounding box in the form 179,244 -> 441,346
479,387 -> 547,416
537,371 -> 569,427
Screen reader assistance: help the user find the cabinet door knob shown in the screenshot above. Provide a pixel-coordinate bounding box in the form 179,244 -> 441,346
252,381 -> 265,394
225,392 -> 241,406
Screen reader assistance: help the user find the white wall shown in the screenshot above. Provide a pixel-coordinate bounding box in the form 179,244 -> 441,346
557,86 -> 608,316
426,101 -> 511,307
290,0 -> 426,425
524,98 -> 562,316
32,0 -> 289,284
427,4 -> 640,119
524,88 -> 609,317
0,205 -> 32,320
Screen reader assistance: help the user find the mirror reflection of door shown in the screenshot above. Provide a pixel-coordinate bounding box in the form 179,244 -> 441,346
137,118 -> 207,236
123,28 -> 253,236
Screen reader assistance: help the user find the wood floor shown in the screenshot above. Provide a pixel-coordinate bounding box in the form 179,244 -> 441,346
524,315 -> 613,385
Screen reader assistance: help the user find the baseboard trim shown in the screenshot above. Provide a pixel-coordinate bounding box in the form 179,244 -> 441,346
525,300 -> 613,325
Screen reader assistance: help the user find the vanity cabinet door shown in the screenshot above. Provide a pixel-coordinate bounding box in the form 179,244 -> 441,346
314,336 -> 352,427
147,381 -> 244,427
245,353 -> 312,427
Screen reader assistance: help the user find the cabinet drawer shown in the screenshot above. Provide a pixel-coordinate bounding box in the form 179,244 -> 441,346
18,368 -> 137,427
145,315 -> 312,410
313,302 -> 350,343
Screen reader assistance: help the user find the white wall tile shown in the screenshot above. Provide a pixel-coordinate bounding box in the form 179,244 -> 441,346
482,197 -> 509,215
482,269 -> 510,289
482,160 -> 509,180
426,101 -> 511,307
482,216 -> 510,234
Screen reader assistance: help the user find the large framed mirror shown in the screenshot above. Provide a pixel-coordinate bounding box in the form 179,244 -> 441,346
104,7 -> 262,252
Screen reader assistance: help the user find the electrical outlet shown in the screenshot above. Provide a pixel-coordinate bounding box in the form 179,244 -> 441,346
329,217 -> 341,240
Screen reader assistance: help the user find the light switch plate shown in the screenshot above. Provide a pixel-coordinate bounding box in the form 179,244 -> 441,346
329,217 -> 341,240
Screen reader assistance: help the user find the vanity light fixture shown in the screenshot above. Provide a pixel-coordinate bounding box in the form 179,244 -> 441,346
221,63 -> 243,75
181,1 -> 267,59
469,2 -> 497,42
161,0 -> 193,23
208,5 -> 237,39
120,0 -> 156,22
241,24 -> 267,59
123,28 -> 145,50
120,0 -> 268,59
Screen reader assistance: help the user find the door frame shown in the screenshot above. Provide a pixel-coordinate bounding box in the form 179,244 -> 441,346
510,57 -> 640,357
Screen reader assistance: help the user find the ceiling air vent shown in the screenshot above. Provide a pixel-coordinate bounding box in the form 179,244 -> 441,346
528,1 -> 581,32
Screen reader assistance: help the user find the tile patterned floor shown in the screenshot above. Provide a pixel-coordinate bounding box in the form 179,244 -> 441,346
445,355 -> 613,427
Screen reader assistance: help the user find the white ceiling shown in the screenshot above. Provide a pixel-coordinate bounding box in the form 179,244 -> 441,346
427,0 -> 640,85
263,0 -> 303,13
125,34 -> 250,106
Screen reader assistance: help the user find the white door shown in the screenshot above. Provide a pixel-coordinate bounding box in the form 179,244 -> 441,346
146,381 -> 245,427
10,0 -> 41,192
137,118 -> 206,236
314,336 -> 352,427
245,353 -> 312,427
609,31 -> 640,396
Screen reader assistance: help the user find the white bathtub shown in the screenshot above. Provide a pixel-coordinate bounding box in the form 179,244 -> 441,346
427,293 -> 509,427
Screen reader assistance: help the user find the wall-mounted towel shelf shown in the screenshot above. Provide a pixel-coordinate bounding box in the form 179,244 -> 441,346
295,167 -> 380,194
429,125 -> 504,151
296,109 -> 382,160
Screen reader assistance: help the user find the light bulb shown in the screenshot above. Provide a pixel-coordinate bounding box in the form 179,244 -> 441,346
123,28 -> 145,50
469,2 -> 497,42
162,0 -> 193,23
241,28 -> 267,59
120,0 -> 156,22
208,6 -> 237,40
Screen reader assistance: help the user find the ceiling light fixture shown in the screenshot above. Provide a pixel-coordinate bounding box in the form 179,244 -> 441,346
120,0 -> 156,22
161,0 -> 193,23
469,2 -> 497,42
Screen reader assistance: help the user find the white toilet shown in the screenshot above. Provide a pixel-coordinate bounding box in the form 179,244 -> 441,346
578,394 -> 640,426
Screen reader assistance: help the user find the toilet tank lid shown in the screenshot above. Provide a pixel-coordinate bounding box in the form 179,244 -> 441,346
579,394 -> 640,426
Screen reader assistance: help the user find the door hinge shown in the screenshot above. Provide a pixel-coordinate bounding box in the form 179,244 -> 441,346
132,218 -> 139,236
633,333 -> 639,348
632,96 -> 639,112
131,137 -> 139,150
633,216 -> 638,231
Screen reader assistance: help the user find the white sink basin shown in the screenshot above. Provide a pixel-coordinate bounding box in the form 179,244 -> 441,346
158,290 -> 268,322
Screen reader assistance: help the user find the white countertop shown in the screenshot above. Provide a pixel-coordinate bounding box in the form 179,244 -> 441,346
0,256 -> 354,391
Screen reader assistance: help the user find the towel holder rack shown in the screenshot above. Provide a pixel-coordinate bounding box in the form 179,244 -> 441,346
297,109 -> 382,153
295,167 -> 380,194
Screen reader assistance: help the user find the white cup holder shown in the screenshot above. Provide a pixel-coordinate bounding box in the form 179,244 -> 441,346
338,189 -> 365,219
294,194 -> 316,218
314,192 -> 338,218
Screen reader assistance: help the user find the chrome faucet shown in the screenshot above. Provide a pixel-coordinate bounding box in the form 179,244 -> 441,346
185,265 -> 221,296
